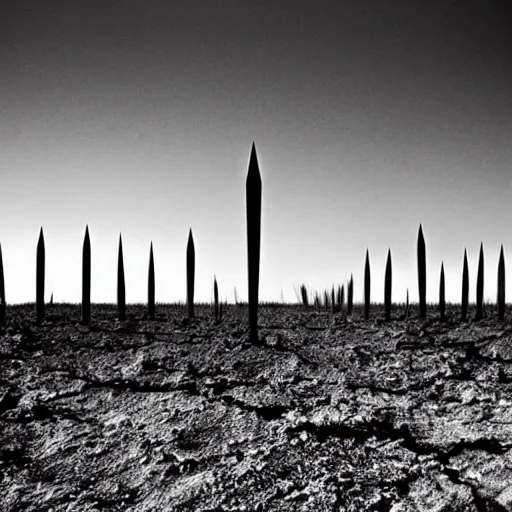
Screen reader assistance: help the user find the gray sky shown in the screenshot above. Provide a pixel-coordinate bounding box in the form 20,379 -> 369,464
1,1 -> 511,304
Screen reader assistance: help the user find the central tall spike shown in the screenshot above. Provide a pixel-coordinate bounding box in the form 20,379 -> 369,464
118,233 -> 126,321
187,229 -> 195,319
36,227 -> 45,324
246,143 -> 262,344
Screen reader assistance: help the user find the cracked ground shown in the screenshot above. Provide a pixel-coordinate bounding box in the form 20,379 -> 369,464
2,303 -> 512,511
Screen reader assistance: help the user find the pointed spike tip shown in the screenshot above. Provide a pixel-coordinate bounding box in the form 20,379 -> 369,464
248,143 -> 260,175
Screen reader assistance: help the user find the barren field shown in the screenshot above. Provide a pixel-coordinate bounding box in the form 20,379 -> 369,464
2,304 -> 512,511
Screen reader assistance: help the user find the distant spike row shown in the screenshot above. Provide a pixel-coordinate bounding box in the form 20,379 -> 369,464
0,226 -> 205,326
298,229 -> 506,322
0,146 -> 507,340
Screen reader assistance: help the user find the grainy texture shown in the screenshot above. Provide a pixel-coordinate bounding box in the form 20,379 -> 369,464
2,304 -> 512,511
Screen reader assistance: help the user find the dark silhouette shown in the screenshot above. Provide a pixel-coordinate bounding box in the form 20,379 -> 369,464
148,242 -> 155,319
300,284 -> 308,307
331,285 -> 335,313
439,262 -> 445,321
476,243 -> 484,321
498,245 -> 506,321
246,143 -> 262,344
0,242 -> 5,327
385,249 -> 392,321
347,274 -> 354,315
82,226 -> 91,325
418,224 -> 427,319
49,292 -> 53,305
36,227 -> 45,324
404,288 -> 409,318
213,275 -> 220,323
364,249 -> 370,319
118,234 -> 126,321
186,229 -> 195,319
461,249 -> 469,321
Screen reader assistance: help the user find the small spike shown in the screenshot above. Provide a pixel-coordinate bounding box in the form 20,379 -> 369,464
385,249 -> 392,321
347,274 -> 354,316
417,224 -> 427,319
36,227 -> 45,324
82,226 -> 91,325
118,233 -> 126,321
439,262 -> 446,321
476,243 -> 484,321
213,275 -> 219,323
148,242 -> 155,319
364,249 -> 371,320
498,245 -> 506,321
187,229 -> 195,319
461,248 -> 469,321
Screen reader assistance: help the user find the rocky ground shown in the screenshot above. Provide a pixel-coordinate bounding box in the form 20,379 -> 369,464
1,303 -> 512,511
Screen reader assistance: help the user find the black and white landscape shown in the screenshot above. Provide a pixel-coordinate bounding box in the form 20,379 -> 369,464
1,1 -> 512,511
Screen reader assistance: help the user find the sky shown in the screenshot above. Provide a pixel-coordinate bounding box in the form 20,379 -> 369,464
1,0 -> 511,305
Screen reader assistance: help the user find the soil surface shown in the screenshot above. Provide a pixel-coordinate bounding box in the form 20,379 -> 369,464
2,303 -> 512,511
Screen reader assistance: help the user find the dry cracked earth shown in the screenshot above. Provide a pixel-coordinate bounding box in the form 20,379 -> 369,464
2,303 -> 512,511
